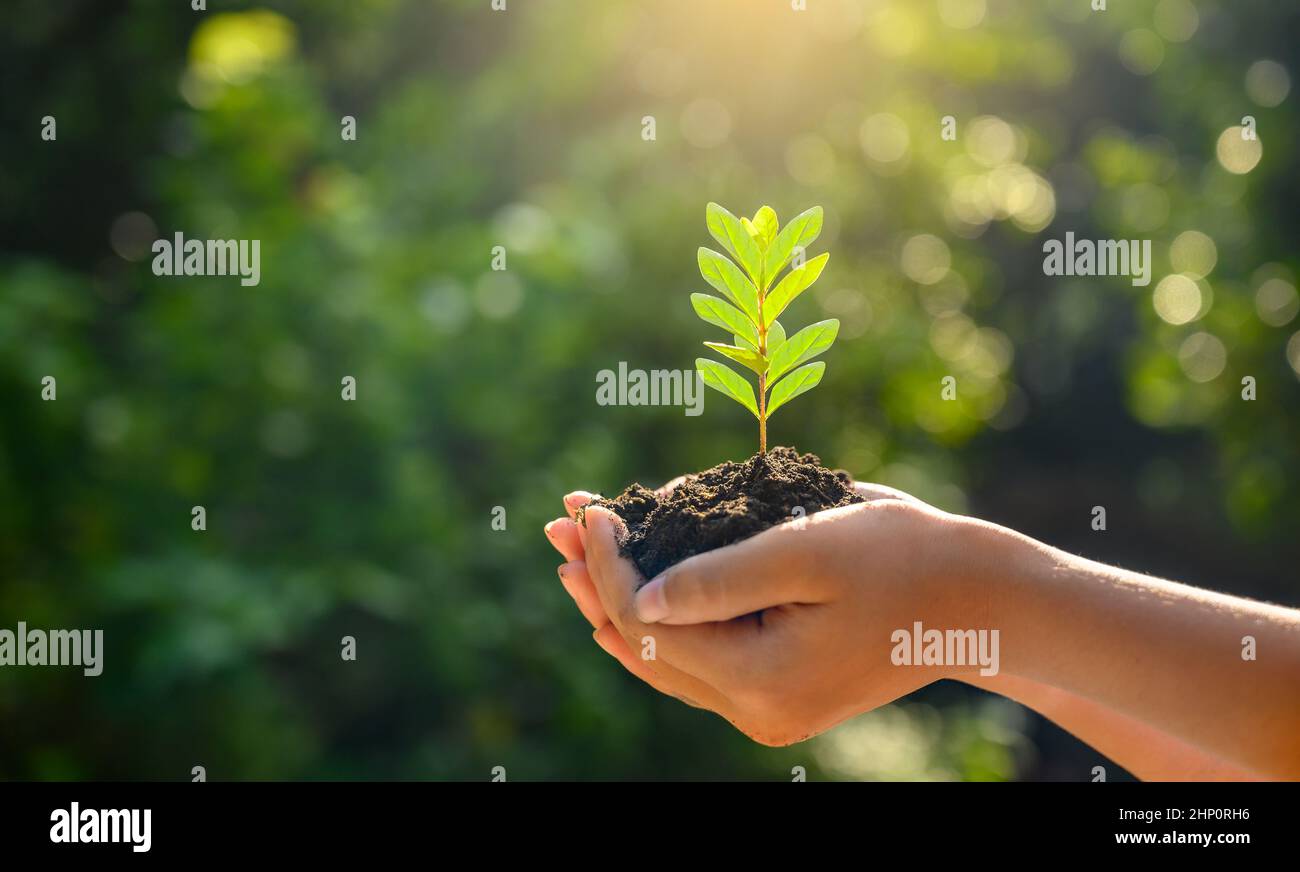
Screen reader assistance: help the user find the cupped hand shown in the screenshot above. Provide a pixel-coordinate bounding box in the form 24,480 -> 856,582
544,480 -> 996,745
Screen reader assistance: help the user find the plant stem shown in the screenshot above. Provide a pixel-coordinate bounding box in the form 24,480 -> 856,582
757,271 -> 768,454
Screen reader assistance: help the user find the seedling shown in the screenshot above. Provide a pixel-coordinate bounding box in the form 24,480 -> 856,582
693,202 -> 838,453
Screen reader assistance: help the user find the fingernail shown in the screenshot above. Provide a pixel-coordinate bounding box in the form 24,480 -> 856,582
592,627 -> 614,655
634,575 -> 670,623
557,562 -> 578,598
580,506 -> 607,543
544,520 -> 558,539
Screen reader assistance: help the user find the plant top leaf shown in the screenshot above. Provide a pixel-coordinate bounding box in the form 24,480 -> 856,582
764,205 -> 823,283
751,206 -> 779,250
706,202 -> 763,285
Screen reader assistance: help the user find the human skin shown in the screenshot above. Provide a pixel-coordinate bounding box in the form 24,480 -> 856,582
544,485 -> 1300,780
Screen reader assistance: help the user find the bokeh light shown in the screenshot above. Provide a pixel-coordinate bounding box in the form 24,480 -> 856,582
1216,126 -> 1263,174
1153,0 -> 1200,43
1153,274 -> 1204,325
188,10 -> 295,84
966,116 -> 1021,167
1287,332 -> 1300,378
1256,278 -> 1299,327
1168,230 -> 1217,279
1119,29 -> 1165,77
1245,59 -> 1291,107
860,112 -> 911,169
937,0 -> 987,30
901,234 -> 952,285
785,134 -> 837,186
1178,332 -> 1227,383
680,98 -> 732,148
108,212 -> 157,262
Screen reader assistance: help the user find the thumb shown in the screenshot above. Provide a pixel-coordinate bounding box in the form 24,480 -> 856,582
632,518 -> 827,625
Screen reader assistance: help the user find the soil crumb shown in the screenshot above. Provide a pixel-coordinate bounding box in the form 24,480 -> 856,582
585,446 -> 863,581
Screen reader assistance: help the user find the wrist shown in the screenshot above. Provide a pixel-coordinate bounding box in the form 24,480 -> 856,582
938,512 -> 1045,681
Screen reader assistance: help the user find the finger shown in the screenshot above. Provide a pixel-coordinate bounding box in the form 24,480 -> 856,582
563,491 -> 599,520
566,562 -> 739,716
557,560 -> 607,629
854,481 -> 925,505
591,624 -> 726,712
593,623 -> 658,681
583,506 -> 751,685
581,505 -> 644,631
564,561 -> 747,727
544,517 -> 585,562
632,513 -> 830,626
655,476 -> 688,498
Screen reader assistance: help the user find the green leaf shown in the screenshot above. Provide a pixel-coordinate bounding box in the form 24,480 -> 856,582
691,293 -> 759,349
764,252 -> 829,327
766,320 -> 787,355
706,202 -> 764,285
767,319 -> 839,383
764,206 -> 823,281
698,247 -> 760,325
696,357 -> 759,419
751,206 -> 779,249
741,217 -> 760,239
733,320 -> 784,356
704,341 -> 766,376
766,361 -> 825,417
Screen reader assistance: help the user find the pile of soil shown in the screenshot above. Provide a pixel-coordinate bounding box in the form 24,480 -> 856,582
583,446 -> 863,580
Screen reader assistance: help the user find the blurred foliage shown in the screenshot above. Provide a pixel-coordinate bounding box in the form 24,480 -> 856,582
0,0 -> 1297,781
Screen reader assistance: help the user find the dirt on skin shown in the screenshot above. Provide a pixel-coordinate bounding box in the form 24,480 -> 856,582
582,446 -> 864,581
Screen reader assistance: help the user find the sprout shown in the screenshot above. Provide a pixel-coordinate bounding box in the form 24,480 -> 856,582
693,203 -> 838,453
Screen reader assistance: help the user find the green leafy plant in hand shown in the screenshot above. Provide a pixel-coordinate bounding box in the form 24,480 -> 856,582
693,202 -> 837,453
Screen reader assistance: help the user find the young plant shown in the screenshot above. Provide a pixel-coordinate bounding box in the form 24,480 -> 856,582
693,202 -> 838,453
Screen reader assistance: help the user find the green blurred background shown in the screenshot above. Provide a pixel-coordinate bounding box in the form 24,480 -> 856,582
1,0 -> 1297,781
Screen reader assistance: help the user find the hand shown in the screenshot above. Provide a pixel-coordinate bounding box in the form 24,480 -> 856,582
545,484 -> 731,715
547,479 -> 1300,777
545,480 -> 997,745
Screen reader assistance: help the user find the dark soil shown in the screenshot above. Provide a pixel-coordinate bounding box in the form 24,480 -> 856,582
582,446 -> 864,581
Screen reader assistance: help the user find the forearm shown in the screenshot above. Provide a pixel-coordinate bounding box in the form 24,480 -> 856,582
957,517 -> 1300,780
958,673 -> 1263,781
